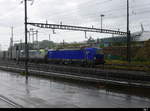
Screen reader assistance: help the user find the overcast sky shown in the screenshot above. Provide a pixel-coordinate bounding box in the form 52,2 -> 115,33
0,0 -> 150,50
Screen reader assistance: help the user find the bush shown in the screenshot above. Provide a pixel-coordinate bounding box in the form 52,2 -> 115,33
134,39 -> 150,61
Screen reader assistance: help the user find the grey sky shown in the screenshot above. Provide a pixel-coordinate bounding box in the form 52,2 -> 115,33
0,0 -> 150,50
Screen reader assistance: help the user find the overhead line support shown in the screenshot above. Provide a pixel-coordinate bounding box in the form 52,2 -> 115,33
27,22 -> 127,35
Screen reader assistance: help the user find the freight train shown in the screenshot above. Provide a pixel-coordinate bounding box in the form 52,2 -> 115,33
0,47 -> 105,66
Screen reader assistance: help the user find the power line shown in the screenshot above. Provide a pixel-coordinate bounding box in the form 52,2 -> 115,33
31,1 -> 150,25
38,0 -> 114,19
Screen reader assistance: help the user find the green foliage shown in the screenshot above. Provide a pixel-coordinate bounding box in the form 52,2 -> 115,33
106,59 -> 150,66
56,42 -> 87,49
106,59 -> 128,65
105,55 -> 125,61
39,40 -> 56,49
134,40 -> 150,61
105,59 -> 150,72
101,65 -> 150,72
20,71 -> 26,76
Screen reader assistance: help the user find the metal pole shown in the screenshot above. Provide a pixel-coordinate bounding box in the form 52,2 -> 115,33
32,30 -> 34,49
49,34 -> 51,48
49,34 -> 51,41
101,15 -> 102,30
24,0 -> 28,80
10,26 -> 14,60
101,14 -> 104,31
127,0 -> 131,63
85,31 -> 87,39
28,31 -> 31,43
19,39 -> 22,61
36,30 -> 38,49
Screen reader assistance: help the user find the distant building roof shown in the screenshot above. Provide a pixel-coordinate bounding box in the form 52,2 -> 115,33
100,24 -> 150,43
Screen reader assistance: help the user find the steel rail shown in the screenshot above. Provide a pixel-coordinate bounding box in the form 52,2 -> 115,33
0,95 -> 24,108
0,61 -> 150,83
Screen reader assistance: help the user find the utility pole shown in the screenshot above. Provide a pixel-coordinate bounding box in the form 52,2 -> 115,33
19,39 -> 23,63
85,31 -> 87,39
49,34 -> 51,41
100,14 -> 105,31
24,0 -> 29,81
19,39 -> 22,50
28,30 -> 31,43
35,30 -> 38,49
127,0 -> 131,63
29,28 -> 34,44
32,30 -> 35,48
63,40 -> 65,47
49,34 -> 51,49
46,20 -> 48,24
29,28 -> 38,49
10,26 -> 14,60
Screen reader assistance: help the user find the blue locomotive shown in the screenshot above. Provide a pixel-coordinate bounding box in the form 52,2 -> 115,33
46,48 -> 105,66
0,47 -> 105,66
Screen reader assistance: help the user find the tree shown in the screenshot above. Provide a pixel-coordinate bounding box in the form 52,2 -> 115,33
135,39 -> 150,61
38,40 -> 55,49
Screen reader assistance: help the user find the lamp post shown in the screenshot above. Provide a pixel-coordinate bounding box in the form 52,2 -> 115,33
100,14 -> 105,30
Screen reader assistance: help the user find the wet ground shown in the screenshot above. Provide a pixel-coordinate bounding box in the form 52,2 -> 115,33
0,70 -> 150,108
0,100 -> 14,108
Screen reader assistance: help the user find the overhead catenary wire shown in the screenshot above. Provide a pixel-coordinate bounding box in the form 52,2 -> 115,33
30,0 -> 150,28
1,0 -> 150,50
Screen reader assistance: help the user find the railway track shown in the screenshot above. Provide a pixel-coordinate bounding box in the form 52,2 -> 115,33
0,95 -> 23,108
0,60 -> 150,83
1,60 -> 150,71
104,63 -> 150,68
0,60 -> 150,89
0,60 -> 149,75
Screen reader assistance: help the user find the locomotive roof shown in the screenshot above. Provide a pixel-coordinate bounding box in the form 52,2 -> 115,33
48,48 -> 82,51
48,47 -> 102,51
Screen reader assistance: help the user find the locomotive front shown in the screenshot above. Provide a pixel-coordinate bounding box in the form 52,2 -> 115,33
85,48 -> 105,65
94,48 -> 105,65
